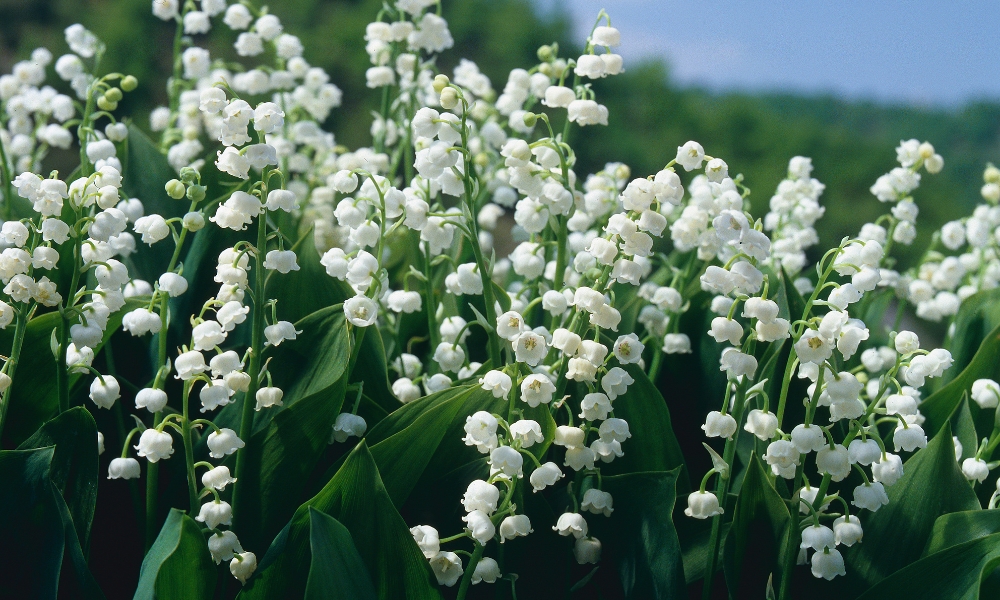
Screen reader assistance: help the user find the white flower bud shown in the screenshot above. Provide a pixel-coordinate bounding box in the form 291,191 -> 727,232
684,491 -> 723,519
108,457 -> 141,479
811,548 -> 846,580
553,512 -> 588,538
230,551 -> 257,584
331,413 -> 367,443
135,428 -> 174,462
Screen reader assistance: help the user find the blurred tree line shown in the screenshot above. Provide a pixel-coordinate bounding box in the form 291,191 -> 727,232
0,0 -> 997,265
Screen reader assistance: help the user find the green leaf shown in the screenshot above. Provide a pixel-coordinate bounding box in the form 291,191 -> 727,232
678,518 -> 730,585
920,323 -> 1000,439
953,397 -> 979,462
940,288 -> 1000,387
591,469 -> 686,599
241,371 -> 348,551
856,532 -> 1000,600
844,423 -> 981,588
924,510 -> 1000,556
122,124 -> 186,282
134,508 -> 216,600
304,508 -> 378,600
210,305 -> 351,550
266,230 -> 349,325
17,407 -> 99,549
0,447 -> 104,599
350,322 -> 397,415
240,441 -> 440,600
368,389 -> 469,505
207,304 -> 351,436
1,298 -> 147,447
254,306 -> 352,433
362,382 -> 499,506
722,453 -> 792,596
602,364 -> 686,484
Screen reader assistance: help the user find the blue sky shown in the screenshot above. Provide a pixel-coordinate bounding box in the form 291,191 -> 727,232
537,0 -> 999,107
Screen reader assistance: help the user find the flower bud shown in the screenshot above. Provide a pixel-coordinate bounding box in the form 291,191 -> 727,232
165,179 -> 186,199
472,557 -> 500,584
439,87 -> 459,110
553,512 -> 588,538
230,551 -> 257,584
819,519 -> 854,553
684,491 -> 723,519
97,95 -> 118,111
574,537 -> 602,564
187,184 -> 207,203
183,211 -> 206,231
108,457 -> 141,479
432,73 -> 450,93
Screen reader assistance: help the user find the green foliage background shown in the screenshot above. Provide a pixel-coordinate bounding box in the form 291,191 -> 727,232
1,0 -> 997,266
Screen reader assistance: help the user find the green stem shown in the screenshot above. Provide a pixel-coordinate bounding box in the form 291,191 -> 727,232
648,346 -> 664,383
146,215 -> 191,550
0,307 -> 29,441
423,242 -> 439,357
0,131 -> 13,222
455,542 -> 486,600
57,234 -> 84,412
774,349 -> 797,427
777,516 -> 800,600
181,380 -> 198,514
702,382 -> 748,600
232,207 -> 269,527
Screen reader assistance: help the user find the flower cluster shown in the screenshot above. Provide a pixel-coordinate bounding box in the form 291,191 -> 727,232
684,140 -> 953,582
0,1 -> 991,598
906,164 -> 1000,324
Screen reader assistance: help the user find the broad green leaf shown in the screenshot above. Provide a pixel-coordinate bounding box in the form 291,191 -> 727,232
214,305 -> 351,549
924,510 -> 1000,556
590,469 -> 686,599
781,266 -> 808,324
122,124 -> 186,282
0,447 -> 104,600
369,389 -> 469,505
954,397 -> 979,462
1,297 -> 146,447
266,230 -> 349,325
357,382 -> 501,506
18,407 -> 99,549
253,306 -> 351,433
920,323 -> 1000,439
350,321 -> 397,415
603,364 -> 686,485
238,372 -> 348,551
240,441 -> 440,600
844,423 -> 980,588
941,288 -> 1000,387
364,384 -> 477,442
723,453 -> 791,597
856,532 -> 1000,600
134,508 -> 216,600
304,508 -> 378,600
678,518 -> 730,585
206,303 -> 351,436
